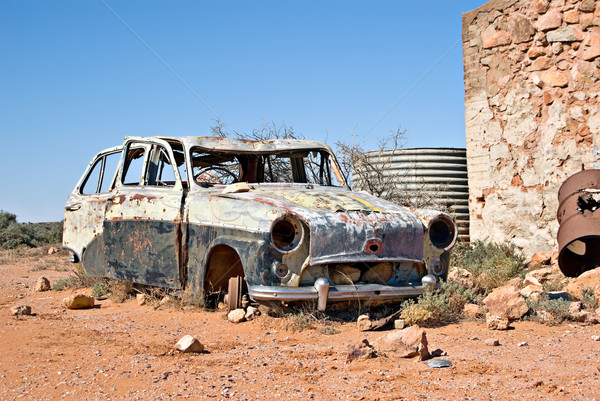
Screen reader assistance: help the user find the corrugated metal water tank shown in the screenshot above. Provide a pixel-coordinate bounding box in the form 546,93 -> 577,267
359,148 -> 469,242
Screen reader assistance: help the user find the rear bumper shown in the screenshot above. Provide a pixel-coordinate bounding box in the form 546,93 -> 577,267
248,275 -> 437,310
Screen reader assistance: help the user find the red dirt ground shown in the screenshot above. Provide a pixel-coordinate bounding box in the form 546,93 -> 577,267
1,249 -> 599,400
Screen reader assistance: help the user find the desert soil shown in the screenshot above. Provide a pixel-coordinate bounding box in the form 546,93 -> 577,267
0,249 -> 599,401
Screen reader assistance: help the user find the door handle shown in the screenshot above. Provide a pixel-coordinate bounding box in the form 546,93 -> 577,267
65,204 -> 81,211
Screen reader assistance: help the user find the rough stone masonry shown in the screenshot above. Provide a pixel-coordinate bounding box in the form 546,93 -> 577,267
463,0 -> 600,257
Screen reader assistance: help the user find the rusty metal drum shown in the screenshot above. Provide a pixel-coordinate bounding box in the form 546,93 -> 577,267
557,169 -> 600,277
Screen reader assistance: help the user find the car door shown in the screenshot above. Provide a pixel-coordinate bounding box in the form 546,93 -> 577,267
63,146 -> 122,268
103,137 -> 185,289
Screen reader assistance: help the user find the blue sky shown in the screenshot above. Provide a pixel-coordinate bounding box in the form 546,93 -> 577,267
0,0 -> 486,222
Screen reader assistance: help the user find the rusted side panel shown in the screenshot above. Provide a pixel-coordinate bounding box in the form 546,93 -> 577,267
557,169 -> 600,277
103,220 -> 181,288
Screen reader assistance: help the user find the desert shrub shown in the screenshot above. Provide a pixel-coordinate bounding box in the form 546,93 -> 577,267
400,280 -> 475,327
0,223 -> 36,248
52,277 -> 78,291
527,296 -> 571,325
91,281 -> 111,298
110,280 -> 134,303
580,287 -> 599,310
542,277 -> 567,293
451,240 -> 525,295
0,210 -> 62,249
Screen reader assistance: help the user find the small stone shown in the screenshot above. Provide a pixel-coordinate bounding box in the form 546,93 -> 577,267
534,0 -> 549,13
547,26 -> 584,43
241,294 -> 250,309
394,319 -> 406,330
592,335 -> 600,341
520,284 -> 544,299
463,303 -> 482,318
569,301 -> 583,316
47,247 -> 59,255
372,326 -> 429,360
63,294 -> 94,309
486,314 -> 510,330
346,339 -> 375,362
578,29 -> 600,61
174,335 -> 204,353
580,0 -> 595,12
245,306 -> 260,321
527,252 -> 551,268
357,314 -> 372,331
484,285 -> 530,320
536,11 -> 562,32
541,70 -> 569,87
35,277 -> 51,292
563,10 -> 579,24
10,305 -> 32,316
228,308 -> 246,323
485,338 -> 500,346
136,293 -> 147,306
482,26 -> 511,48
518,341 -> 529,347
527,46 -> 546,59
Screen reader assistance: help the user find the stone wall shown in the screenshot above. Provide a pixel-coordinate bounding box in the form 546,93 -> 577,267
463,0 -> 600,257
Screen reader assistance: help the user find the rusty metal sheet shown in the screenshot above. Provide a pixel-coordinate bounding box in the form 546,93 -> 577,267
557,169 -> 600,277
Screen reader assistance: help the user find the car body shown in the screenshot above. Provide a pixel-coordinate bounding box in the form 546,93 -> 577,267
63,136 -> 457,310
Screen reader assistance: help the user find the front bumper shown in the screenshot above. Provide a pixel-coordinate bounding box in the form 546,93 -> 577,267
248,275 -> 437,311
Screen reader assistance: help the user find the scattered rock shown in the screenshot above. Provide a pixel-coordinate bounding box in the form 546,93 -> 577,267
360,262 -> 393,284
566,267 -> 600,304
592,335 -> 600,341
569,301 -> 582,315
10,305 -> 32,316
372,326 -> 429,360
136,293 -> 147,306
463,303 -> 482,318
47,247 -> 59,255
485,338 -> 500,346
357,314 -> 372,332
431,348 -> 447,357
394,319 -> 406,330
228,308 -> 246,323
346,339 -> 376,362
527,252 -> 551,269
63,294 -> 95,309
484,285 -> 530,320
35,277 -> 51,292
174,335 -> 204,353
525,266 -> 563,285
486,314 -> 510,330
520,284 -> 543,299
245,306 -> 260,321
518,341 -> 529,347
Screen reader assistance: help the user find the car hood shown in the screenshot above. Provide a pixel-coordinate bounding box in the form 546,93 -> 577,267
218,184 -> 425,263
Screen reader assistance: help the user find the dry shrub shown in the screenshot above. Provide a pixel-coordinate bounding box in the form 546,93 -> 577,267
451,240 -> 525,295
580,287 -> 599,310
400,281 -> 476,327
527,296 -> 572,325
109,280 -> 134,303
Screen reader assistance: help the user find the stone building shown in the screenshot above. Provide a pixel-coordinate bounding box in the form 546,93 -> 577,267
462,0 -> 600,257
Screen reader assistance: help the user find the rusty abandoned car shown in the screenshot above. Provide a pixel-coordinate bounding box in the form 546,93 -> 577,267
63,136 -> 457,311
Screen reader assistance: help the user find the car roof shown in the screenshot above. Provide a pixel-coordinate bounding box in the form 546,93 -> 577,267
126,136 -> 335,154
